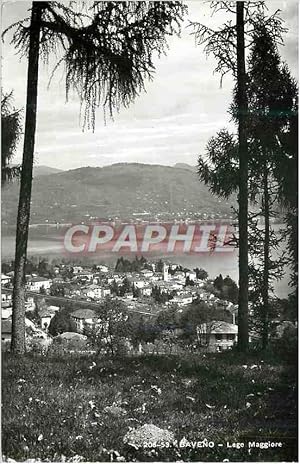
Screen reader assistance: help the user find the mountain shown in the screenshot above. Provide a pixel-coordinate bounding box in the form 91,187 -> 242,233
173,163 -> 196,172
33,165 -> 63,177
2,163 -> 235,226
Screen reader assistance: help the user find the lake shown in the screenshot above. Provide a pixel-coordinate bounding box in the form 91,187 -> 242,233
1,225 -> 292,299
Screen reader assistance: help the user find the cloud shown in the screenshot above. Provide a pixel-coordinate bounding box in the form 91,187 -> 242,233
2,0 -> 298,170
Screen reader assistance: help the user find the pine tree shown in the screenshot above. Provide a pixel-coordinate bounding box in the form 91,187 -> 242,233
1,91 -> 22,184
196,18 -> 296,350
190,2 -> 288,352
4,1 -> 187,354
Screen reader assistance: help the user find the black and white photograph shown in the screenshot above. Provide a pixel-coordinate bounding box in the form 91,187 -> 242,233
1,0 -> 298,462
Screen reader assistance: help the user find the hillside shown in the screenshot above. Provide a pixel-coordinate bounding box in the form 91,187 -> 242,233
2,163 -> 235,226
33,165 -> 64,177
173,163 -> 196,172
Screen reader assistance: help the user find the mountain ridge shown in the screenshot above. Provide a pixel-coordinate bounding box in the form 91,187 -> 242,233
33,165 -> 64,177
2,163 -> 235,226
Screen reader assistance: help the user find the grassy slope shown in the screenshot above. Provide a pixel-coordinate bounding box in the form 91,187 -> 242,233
2,352 -> 297,462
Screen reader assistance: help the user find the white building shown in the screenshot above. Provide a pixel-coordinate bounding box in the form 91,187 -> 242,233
75,272 -> 93,282
166,279 -> 184,291
25,296 -> 35,311
163,263 -> 169,281
173,271 -> 186,284
84,285 -> 111,300
141,269 -> 154,278
169,264 -> 178,271
96,265 -> 109,273
1,292 -> 12,303
72,266 -> 83,274
168,294 -> 193,306
130,277 -> 147,289
197,321 -> 238,352
2,307 -> 12,319
26,277 -> 52,292
39,307 -> 57,331
140,285 -> 152,297
48,305 -> 60,313
1,274 -> 11,286
71,309 -> 98,333
186,271 -> 197,281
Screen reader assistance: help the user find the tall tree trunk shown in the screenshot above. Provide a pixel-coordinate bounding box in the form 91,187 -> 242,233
11,2 -> 42,354
262,160 -> 269,350
236,1 -> 249,352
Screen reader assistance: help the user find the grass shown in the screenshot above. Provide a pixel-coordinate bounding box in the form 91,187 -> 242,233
2,351 -> 297,462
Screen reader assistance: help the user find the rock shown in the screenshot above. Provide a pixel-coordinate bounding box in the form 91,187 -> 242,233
104,405 -> 127,417
123,424 -> 175,449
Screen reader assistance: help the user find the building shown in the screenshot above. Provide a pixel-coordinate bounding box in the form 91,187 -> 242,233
107,274 -> 123,284
186,271 -> 197,282
52,276 -> 65,284
172,271 -> 186,284
127,275 -> 147,289
169,264 -> 178,271
71,308 -> 98,333
84,285 -> 111,300
1,291 -> 12,303
163,263 -> 169,281
140,285 -> 152,297
1,274 -> 11,286
197,321 -> 238,352
149,274 -> 161,282
140,269 -> 154,278
154,280 -> 182,294
39,307 -> 57,331
72,266 -> 83,274
73,272 -> 93,283
2,319 -> 12,343
48,305 -> 60,313
26,277 -> 52,292
165,280 -> 184,291
96,265 -> 109,273
2,307 -> 12,319
25,296 -> 35,311
167,294 -> 194,306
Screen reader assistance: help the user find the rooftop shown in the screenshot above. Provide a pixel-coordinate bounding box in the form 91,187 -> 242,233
199,321 -> 238,334
57,332 -> 87,341
71,309 -> 97,320
39,308 -> 56,317
28,277 -> 51,283
2,319 -> 12,334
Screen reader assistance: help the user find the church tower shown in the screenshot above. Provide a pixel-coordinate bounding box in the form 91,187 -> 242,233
163,263 -> 169,281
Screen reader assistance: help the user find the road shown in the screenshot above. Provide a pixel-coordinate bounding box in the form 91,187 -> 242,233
2,287 -> 157,318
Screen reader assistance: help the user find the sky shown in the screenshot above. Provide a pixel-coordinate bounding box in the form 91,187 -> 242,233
1,0 -> 298,171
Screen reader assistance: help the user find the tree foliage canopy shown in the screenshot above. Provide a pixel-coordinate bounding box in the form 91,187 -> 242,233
190,3 -> 286,81
5,1 -> 187,128
1,92 -> 22,184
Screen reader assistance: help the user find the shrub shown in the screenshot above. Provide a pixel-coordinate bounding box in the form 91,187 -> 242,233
272,324 -> 298,365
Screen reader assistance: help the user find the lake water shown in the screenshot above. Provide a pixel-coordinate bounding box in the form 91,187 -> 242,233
2,227 -> 292,299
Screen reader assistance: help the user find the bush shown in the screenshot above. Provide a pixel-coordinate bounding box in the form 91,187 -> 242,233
114,337 -> 130,357
26,338 -> 52,356
272,324 -> 298,365
49,335 -> 88,355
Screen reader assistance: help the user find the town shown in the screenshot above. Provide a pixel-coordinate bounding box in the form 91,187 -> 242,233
2,0 -> 297,460
2,256 -> 241,355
